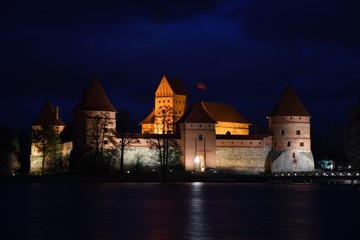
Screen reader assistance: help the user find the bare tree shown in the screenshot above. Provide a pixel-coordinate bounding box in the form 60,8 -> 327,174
87,112 -> 119,173
147,105 -> 181,174
116,109 -> 137,174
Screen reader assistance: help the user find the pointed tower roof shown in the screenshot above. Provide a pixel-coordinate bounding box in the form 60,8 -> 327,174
268,84 -> 310,117
177,102 -> 217,123
201,102 -> 250,124
33,100 -> 65,126
157,75 -> 186,95
74,77 -> 117,112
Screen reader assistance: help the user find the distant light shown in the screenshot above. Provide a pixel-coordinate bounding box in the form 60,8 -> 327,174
127,171 -> 130,174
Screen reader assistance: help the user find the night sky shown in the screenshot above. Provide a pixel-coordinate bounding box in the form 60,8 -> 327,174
1,0 -> 359,134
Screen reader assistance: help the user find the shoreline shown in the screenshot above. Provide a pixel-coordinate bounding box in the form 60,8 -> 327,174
1,172 -> 360,187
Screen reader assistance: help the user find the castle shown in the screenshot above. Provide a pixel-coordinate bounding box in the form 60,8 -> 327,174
30,75 -> 315,174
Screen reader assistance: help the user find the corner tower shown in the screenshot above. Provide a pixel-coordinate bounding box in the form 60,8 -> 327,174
268,84 -> 314,172
30,100 -> 65,174
72,77 -> 117,153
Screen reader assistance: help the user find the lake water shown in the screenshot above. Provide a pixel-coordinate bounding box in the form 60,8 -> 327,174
1,182 -> 359,240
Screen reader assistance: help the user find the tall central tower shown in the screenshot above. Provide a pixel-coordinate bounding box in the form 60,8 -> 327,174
141,75 -> 187,134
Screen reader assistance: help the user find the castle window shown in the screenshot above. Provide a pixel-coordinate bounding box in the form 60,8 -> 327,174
296,130 -> 301,135
159,101 -> 161,103
226,131 -> 231,135
290,117 -> 293,119
274,142 -> 277,147
300,142 -> 304,147
168,100 -> 170,103
198,134 -> 203,141
287,141 -> 291,147
250,142 -> 252,144
281,130 -> 285,135
199,124 -> 202,127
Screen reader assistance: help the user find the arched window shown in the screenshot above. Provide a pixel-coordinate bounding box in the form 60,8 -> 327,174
226,131 -> 231,135
287,141 -> 291,147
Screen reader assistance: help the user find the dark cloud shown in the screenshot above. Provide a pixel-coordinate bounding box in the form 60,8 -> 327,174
1,0 -> 224,28
230,0 -> 360,47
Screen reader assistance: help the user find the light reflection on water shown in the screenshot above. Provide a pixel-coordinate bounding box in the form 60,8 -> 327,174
1,182 -> 359,240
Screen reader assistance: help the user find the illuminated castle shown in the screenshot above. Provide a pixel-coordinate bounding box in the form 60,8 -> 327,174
30,75 -> 315,174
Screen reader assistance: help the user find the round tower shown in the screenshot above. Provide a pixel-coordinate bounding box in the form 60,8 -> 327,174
268,84 -> 314,172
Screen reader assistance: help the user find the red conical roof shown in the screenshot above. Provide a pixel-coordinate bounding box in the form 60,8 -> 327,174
33,100 -> 64,126
74,77 -> 117,112
268,84 -> 310,117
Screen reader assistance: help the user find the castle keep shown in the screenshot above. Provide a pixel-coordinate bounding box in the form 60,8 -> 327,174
30,75 -> 315,174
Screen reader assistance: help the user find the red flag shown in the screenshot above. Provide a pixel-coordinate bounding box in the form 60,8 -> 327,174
197,82 -> 207,91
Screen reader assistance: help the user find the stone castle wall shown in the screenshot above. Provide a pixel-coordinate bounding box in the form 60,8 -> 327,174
216,145 -> 271,174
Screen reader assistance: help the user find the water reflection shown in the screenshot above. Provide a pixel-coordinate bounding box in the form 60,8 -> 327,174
1,182 -> 359,240
187,182 -> 207,240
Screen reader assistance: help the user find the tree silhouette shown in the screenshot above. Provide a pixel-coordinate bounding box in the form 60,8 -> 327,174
86,112 -> 119,173
346,98 -> 360,169
116,109 -> 137,174
0,126 -> 21,175
147,105 -> 182,174
32,125 -> 61,175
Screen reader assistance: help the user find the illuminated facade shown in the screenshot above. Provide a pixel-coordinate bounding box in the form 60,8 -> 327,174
30,77 -> 314,174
